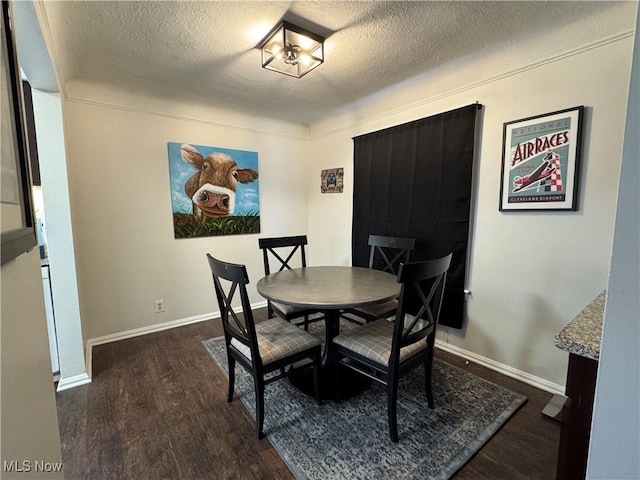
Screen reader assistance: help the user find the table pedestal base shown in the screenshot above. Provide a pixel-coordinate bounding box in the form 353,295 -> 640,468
289,364 -> 371,401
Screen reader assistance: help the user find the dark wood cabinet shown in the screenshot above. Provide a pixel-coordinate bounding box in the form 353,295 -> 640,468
556,353 -> 599,480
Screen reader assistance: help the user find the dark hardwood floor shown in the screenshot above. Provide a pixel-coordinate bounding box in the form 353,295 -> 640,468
56,309 -> 560,479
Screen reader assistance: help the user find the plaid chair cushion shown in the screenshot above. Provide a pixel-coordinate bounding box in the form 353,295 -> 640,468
333,317 -> 427,366
231,317 -> 321,366
271,301 -> 309,316
351,299 -> 398,319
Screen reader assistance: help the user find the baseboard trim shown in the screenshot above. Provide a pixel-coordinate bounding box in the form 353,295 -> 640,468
85,300 -> 269,379
435,340 -> 565,395
84,302 -> 563,395
56,372 -> 91,392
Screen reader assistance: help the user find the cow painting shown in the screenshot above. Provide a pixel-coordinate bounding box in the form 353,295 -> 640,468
181,144 -> 258,217
168,142 -> 260,238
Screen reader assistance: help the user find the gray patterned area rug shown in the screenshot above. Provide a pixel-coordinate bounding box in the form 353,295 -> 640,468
203,328 -> 526,480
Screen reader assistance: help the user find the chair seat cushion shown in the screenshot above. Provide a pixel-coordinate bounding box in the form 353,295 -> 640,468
231,317 -> 321,366
333,318 -> 427,367
351,299 -> 398,319
271,301 -> 312,318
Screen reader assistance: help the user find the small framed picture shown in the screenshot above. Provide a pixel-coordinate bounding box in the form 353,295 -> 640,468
499,106 -> 584,211
321,168 -> 344,193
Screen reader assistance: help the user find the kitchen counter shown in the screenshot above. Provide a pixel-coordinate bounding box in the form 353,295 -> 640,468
554,290 -> 606,480
554,291 -> 606,361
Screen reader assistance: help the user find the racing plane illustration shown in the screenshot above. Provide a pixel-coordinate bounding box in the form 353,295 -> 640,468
512,154 -> 557,193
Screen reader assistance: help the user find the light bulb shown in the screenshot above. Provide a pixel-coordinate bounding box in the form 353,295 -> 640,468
271,44 -> 282,56
299,54 -> 311,65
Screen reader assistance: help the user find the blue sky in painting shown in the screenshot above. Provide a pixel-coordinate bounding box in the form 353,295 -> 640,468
167,142 -> 260,215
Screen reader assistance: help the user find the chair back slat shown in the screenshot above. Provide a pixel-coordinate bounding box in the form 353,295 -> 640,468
207,254 -> 262,365
391,254 -> 452,360
368,235 -> 416,274
259,235 -> 308,275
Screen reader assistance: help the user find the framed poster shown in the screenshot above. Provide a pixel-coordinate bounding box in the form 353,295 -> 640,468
167,142 -> 260,238
1,0 -> 37,266
320,167 -> 344,193
499,106 -> 584,211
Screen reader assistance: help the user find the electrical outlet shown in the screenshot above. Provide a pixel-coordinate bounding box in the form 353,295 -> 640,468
155,299 -> 164,313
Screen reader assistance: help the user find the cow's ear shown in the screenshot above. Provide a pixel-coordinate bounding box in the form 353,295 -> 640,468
181,144 -> 204,167
236,169 -> 259,183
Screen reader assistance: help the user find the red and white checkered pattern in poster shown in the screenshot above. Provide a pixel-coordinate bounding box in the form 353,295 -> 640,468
542,151 -> 563,192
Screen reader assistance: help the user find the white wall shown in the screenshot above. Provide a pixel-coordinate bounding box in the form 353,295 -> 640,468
307,3 -> 636,389
588,3 -> 640,477
1,250 -> 64,479
60,86 -> 310,342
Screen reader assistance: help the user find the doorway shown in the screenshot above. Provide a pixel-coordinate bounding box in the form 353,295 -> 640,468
24,80 -> 90,390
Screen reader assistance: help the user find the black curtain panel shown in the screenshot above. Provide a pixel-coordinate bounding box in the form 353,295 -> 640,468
352,104 -> 481,329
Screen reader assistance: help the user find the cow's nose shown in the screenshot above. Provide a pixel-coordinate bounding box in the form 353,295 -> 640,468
222,196 -> 229,208
201,192 -> 209,201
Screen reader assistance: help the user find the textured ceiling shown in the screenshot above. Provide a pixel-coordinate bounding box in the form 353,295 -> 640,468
21,1 -> 632,125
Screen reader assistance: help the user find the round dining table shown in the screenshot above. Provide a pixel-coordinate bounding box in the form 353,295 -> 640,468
256,266 -> 401,400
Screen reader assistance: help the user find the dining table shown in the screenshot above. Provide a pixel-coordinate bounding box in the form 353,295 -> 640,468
256,265 -> 401,400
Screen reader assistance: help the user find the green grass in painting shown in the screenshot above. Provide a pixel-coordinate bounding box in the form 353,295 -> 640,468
173,211 -> 260,238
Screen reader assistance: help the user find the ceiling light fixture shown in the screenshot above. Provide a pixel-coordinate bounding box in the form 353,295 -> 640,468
260,21 -> 324,78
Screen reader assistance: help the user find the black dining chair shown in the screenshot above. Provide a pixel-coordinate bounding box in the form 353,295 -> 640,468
207,254 -> 322,440
258,235 -> 323,330
332,253 -> 452,442
342,234 -> 416,323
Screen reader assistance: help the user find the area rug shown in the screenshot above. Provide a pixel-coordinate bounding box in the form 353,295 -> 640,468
203,326 -> 526,480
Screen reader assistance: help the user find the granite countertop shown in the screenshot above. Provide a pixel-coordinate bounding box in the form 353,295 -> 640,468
554,291 -> 606,361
